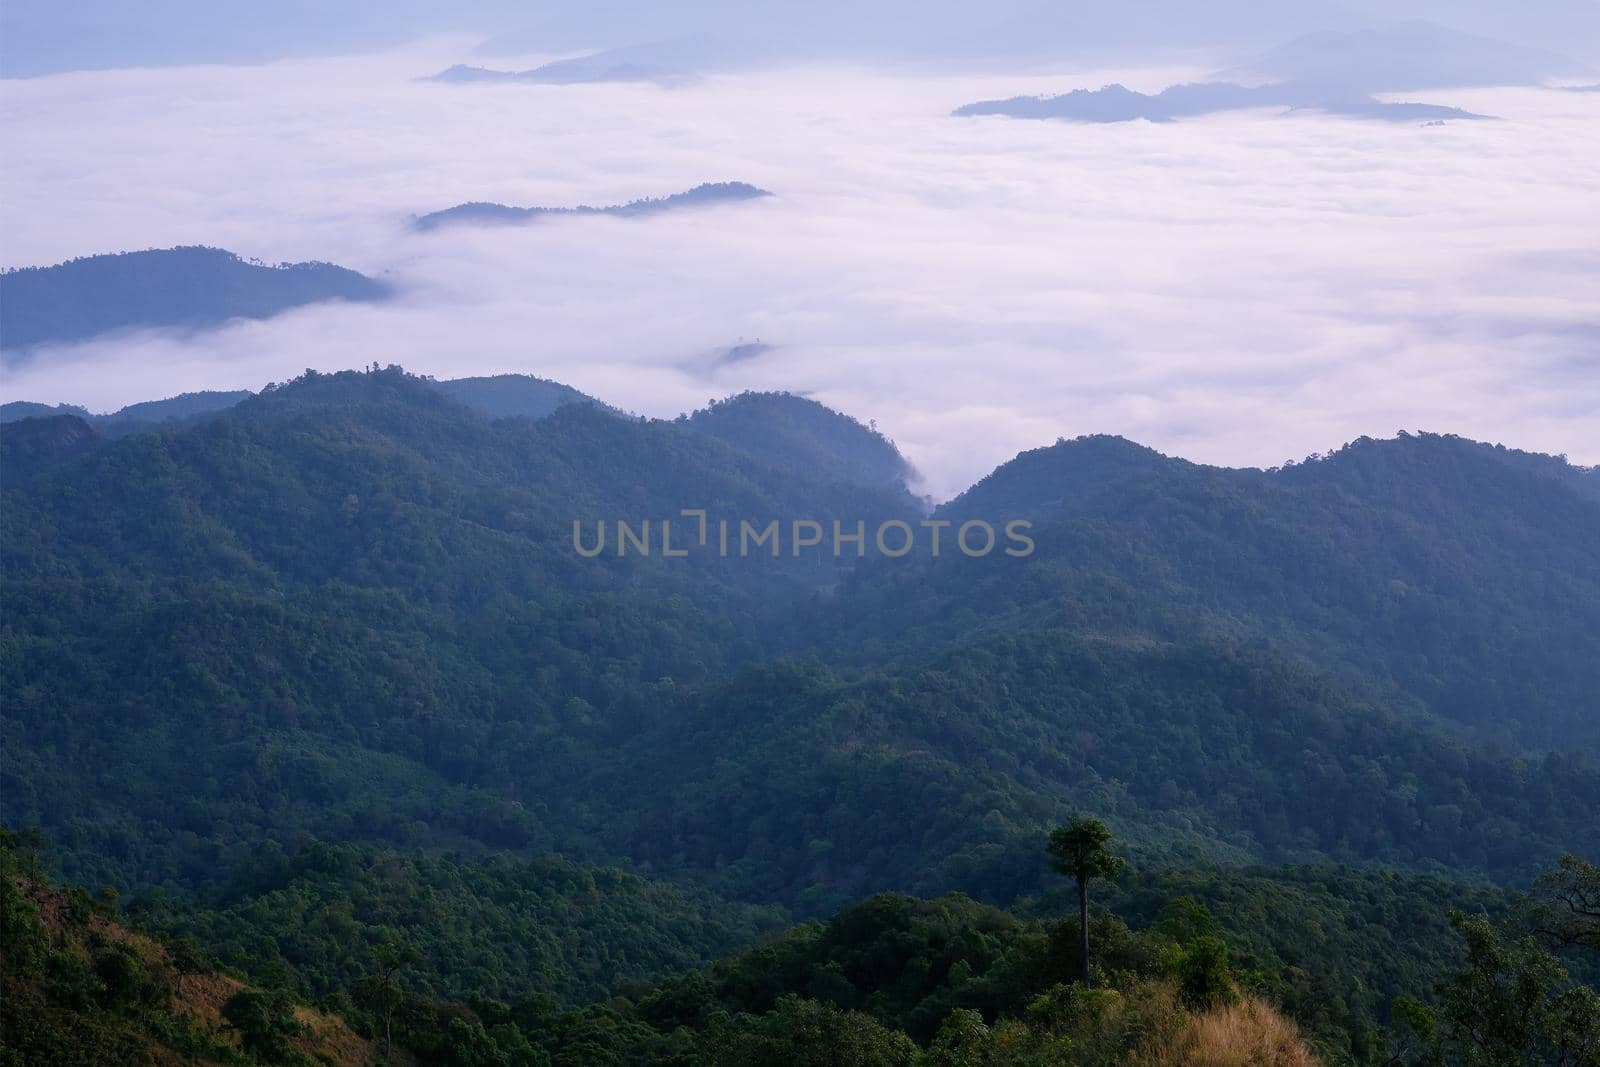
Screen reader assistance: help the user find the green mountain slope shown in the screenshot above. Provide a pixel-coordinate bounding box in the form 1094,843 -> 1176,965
684,391 -> 916,492
432,373 -> 613,420
547,633 -> 1599,910
4,364 -> 1598,1066
821,432 -> 1600,750
0,368 -> 920,892
6,370 -> 1594,907
143,841 -> 786,1007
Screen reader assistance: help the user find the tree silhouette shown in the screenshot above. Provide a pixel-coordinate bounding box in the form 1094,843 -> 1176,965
1048,817 -> 1126,988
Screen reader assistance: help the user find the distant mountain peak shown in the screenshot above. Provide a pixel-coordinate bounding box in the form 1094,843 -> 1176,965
684,390 -> 917,492
428,36 -> 728,88
942,433 -> 1184,519
1218,21 -> 1590,92
432,373 -> 617,420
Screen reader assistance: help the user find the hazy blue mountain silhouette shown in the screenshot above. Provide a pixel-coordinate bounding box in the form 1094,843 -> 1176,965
950,20 -> 1586,125
1218,22 -> 1589,91
3,392 -> 250,436
432,36 -> 730,87
10,1 -> 1600,78
954,81 -> 1490,123
718,341 -> 773,364
0,247 -> 388,359
0,400 -> 92,422
96,390 -> 255,433
412,182 -> 772,232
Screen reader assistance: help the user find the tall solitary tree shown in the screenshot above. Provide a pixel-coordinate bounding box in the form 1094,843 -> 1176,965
1048,817 -> 1126,988
353,939 -> 420,1064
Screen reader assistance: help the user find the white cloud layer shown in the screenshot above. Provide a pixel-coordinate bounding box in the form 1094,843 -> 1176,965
2,44 -> 1598,497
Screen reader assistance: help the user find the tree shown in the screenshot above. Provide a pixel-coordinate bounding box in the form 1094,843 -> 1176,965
353,939 -> 420,1064
922,1008 -> 992,1066
1428,912 -> 1596,1067
1175,936 -> 1235,1010
1047,818 -> 1126,988
1527,853 -> 1600,953
222,988 -> 302,1063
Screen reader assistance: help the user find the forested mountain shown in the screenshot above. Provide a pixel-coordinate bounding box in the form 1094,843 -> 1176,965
143,843 -> 786,1007
92,390 -> 257,434
5,369 -> 1594,900
683,391 -> 916,492
0,412 -> 104,477
1,368 -> 920,892
0,400 -> 93,422
4,365 -> 1597,1065
823,431 -> 1600,750
1,391 -> 253,438
0,248 -> 389,358
431,374 -> 612,420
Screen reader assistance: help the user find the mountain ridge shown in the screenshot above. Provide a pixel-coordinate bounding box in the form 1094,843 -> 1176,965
412,181 -> 772,232
0,247 -> 389,359
954,81 -> 1490,123
5,366 -> 1595,908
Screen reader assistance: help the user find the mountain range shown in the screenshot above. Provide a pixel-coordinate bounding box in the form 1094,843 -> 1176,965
1215,22 -> 1589,91
0,373 -> 604,437
954,82 -> 1488,123
430,36 -> 733,86
954,22 -> 1587,125
9,1 -> 1600,78
5,367 -> 1595,894
4,364 -> 1598,1063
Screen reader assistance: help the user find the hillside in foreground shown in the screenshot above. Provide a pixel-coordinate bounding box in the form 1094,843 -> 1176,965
11,830 -> 1597,1066
1,832 -> 383,1067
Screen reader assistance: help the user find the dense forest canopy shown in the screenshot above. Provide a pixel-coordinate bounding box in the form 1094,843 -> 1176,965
2,365 -> 1596,1065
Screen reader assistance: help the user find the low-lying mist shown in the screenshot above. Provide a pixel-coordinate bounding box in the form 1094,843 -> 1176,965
2,45 -> 1596,497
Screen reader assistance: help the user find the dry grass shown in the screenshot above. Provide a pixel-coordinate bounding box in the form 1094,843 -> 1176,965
14,873 -> 393,1067
1153,993 -> 1321,1067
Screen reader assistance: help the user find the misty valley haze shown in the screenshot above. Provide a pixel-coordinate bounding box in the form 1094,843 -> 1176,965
2,5 -> 1598,1067
2,51 -> 1596,497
